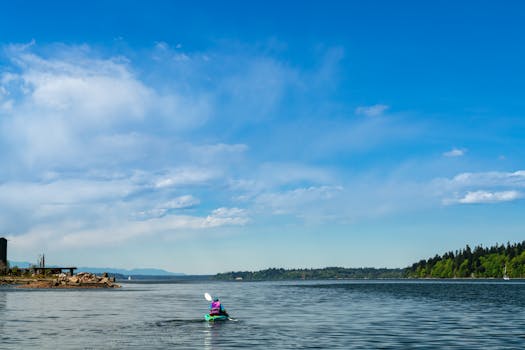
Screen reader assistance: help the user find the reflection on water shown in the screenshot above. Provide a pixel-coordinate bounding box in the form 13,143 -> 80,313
0,280 -> 524,349
204,320 -> 225,350
0,290 -> 6,340
0,290 -> 5,312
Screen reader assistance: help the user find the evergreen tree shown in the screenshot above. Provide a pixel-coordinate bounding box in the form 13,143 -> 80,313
407,240 -> 525,278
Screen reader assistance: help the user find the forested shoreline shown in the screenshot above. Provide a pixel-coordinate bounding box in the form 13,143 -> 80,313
407,241 -> 525,278
214,267 -> 406,281
215,241 -> 525,280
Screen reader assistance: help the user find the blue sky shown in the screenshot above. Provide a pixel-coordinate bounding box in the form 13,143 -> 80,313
0,1 -> 524,274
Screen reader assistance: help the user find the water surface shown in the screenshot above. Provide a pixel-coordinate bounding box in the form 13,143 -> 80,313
1,280 -> 524,349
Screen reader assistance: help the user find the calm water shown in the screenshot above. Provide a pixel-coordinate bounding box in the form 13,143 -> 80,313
1,280 -> 524,349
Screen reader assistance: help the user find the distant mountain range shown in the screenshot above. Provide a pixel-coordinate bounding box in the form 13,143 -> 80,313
8,261 -> 33,268
8,261 -> 184,276
77,267 -> 185,276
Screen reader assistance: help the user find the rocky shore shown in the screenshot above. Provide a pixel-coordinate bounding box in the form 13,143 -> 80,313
1,272 -> 120,289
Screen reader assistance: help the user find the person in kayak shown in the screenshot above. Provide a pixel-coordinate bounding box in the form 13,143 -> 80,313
209,297 -> 229,317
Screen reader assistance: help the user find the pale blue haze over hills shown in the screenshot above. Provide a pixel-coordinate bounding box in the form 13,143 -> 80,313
8,261 -> 183,276
0,1 -> 524,274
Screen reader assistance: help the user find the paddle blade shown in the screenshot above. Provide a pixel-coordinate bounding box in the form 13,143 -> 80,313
204,292 -> 212,301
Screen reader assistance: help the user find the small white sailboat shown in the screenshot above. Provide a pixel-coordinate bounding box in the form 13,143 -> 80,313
503,265 -> 510,281
128,276 -> 132,281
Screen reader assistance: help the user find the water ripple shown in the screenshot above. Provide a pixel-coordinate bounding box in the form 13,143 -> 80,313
1,280 -> 524,349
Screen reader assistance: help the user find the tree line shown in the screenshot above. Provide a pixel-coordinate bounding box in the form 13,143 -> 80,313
215,241 -> 525,280
214,267 -> 406,281
407,241 -> 525,278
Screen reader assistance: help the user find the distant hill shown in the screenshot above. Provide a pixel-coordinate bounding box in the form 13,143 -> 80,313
214,267 -> 406,280
7,261 -> 184,276
8,261 -> 32,268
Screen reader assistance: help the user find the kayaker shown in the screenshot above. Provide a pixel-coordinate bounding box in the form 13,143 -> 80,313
209,297 -> 229,317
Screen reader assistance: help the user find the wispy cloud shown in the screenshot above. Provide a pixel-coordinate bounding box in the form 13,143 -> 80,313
205,207 -> 249,227
1,41 -> 324,256
134,195 -> 200,219
6,40 -> 521,270
457,190 -> 522,204
8,205 -> 249,249
445,170 -> 525,188
153,168 -> 219,189
443,148 -> 467,157
355,104 -> 389,117
255,185 -> 344,217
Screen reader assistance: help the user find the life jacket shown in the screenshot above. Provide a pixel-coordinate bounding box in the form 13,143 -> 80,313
210,301 -> 221,315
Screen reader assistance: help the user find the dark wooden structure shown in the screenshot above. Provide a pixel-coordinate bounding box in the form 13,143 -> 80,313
0,237 -> 7,271
31,267 -> 77,275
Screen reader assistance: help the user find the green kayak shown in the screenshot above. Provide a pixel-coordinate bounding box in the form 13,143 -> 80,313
204,314 -> 229,321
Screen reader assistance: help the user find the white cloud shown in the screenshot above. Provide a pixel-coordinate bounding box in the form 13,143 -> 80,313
437,170 -> 525,205
0,168 -> 219,235
135,195 -> 200,219
0,45 -> 211,169
457,190 -> 522,204
7,205 -> 249,249
154,168 -> 218,188
355,104 -> 389,117
164,195 -> 200,209
1,41 -> 392,270
445,170 -> 525,188
228,163 -> 336,205
6,50 -> 153,124
0,178 -> 135,208
255,186 -> 343,216
205,207 -> 249,227
443,148 -> 467,157
154,41 -> 169,50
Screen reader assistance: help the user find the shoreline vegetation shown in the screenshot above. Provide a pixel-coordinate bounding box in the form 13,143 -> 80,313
407,241 -> 525,279
214,267 -> 406,281
3,241 -> 524,285
215,241 -> 525,281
